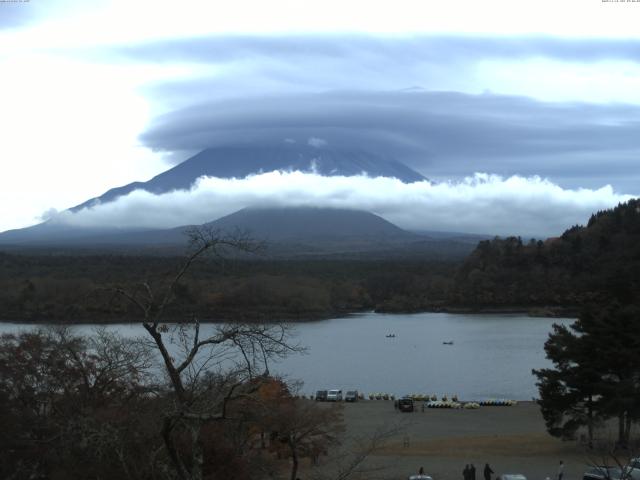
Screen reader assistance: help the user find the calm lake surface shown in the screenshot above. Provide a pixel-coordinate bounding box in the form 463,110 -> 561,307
0,312 -> 573,400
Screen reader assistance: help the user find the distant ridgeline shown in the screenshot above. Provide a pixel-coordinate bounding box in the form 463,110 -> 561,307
450,199 -> 640,313
1,199 -> 638,323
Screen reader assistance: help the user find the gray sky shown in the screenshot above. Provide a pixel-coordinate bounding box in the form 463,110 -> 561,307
1,0 -> 639,236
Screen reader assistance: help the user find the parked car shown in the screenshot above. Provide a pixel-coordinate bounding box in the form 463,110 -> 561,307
327,389 -> 343,401
497,475 -> 527,480
408,475 -> 433,480
584,466 -> 622,480
398,397 -> 414,412
315,390 -> 328,401
583,466 -> 640,480
345,390 -> 359,402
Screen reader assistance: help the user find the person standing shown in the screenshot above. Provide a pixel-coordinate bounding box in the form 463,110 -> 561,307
470,464 -> 477,480
464,464 -> 471,480
484,463 -> 494,480
558,461 -> 565,480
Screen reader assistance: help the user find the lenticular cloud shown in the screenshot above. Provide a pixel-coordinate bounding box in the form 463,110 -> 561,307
52,171 -> 636,237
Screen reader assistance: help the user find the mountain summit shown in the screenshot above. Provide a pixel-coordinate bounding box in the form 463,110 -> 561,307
206,206 -> 415,242
73,144 -> 426,210
0,145 -> 428,245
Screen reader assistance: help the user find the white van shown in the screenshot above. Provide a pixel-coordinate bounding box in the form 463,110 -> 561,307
327,389 -> 343,401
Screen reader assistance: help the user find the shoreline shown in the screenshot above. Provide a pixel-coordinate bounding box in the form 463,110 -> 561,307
0,304 -> 578,325
1,317 -> 557,401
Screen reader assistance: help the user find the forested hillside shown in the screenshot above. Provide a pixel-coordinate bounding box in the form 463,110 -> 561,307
0,254 -> 456,322
450,199 -> 640,313
2,200 -> 638,323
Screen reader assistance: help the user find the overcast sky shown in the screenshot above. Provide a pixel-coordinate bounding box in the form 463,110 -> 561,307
1,0 -> 639,236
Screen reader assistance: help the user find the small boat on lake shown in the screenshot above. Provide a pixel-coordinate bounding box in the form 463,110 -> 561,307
442,341 -> 454,345
386,334 -> 396,338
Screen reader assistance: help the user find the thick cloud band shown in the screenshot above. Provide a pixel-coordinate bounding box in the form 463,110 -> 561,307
51,171 -> 635,237
140,90 -> 640,194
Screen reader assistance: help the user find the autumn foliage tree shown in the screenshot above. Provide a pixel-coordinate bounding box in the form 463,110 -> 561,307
0,328 -> 159,480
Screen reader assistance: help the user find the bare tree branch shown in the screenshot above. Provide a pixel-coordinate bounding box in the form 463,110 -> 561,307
104,226 -> 301,480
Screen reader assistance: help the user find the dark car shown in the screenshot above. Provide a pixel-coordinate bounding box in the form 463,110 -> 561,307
584,467 -> 621,480
345,390 -> 359,402
398,397 -> 414,412
582,466 -> 640,480
627,467 -> 640,480
315,390 -> 328,401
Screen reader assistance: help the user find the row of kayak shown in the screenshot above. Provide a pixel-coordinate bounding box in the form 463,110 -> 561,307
417,398 -> 517,407
297,393 -> 518,406
424,401 -> 481,409
479,399 -> 518,406
411,399 -> 517,409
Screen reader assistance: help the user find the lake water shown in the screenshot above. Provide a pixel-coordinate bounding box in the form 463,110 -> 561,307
0,312 -> 573,400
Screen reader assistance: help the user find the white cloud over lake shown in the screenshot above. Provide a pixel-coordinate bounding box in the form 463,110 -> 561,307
50,171 -> 635,237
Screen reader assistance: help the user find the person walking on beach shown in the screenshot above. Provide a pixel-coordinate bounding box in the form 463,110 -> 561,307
464,464 -> 471,480
558,461 -> 564,480
470,464 -> 477,480
484,463 -> 494,480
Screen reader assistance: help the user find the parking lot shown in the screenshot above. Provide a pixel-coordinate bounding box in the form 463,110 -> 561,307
305,400 -> 602,480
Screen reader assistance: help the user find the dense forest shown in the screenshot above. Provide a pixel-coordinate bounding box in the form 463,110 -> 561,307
1,199 -> 639,322
0,253 -> 456,322
451,199 -> 640,314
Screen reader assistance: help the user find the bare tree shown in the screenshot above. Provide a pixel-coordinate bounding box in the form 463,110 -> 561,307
261,398 -> 345,480
113,227 -> 302,480
584,437 -> 640,480
311,422 -> 405,480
